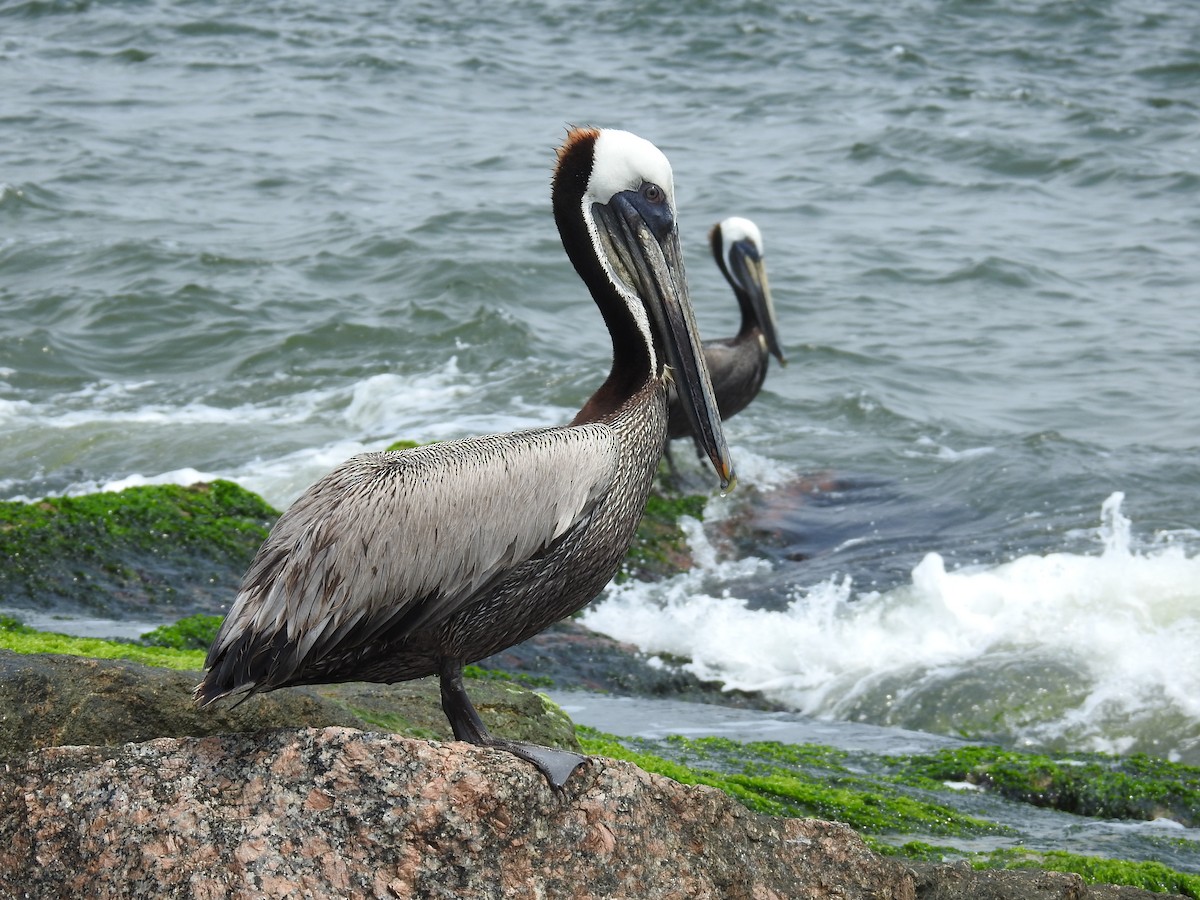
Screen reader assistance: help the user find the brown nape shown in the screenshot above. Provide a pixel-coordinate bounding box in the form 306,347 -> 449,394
551,127 -> 655,425
555,125 -> 600,165
551,127 -> 598,216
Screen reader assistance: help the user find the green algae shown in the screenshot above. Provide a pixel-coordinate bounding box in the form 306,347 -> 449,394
384,439 -> 421,452
463,663 -> 554,689
887,745 -> 1200,827
3,613 -> 554,692
661,735 -> 852,772
0,480 -> 276,557
619,492 -> 706,582
578,728 -> 1001,837
346,706 -> 444,741
579,729 -> 1200,895
141,613 -> 225,651
0,615 -> 35,635
0,480 -> 276,614
974,848 -> 1200,898
0,615 -> 206,671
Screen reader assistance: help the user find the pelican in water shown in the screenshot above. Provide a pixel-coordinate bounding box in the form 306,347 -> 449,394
195,128 -> 734,788
666,216 -> 786,446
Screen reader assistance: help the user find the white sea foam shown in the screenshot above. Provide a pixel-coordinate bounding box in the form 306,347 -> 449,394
0,396 -> 34,424
582,493 -> 1200,760
234,439 -> 378,509
342,367 -> 569,443
5,377 -> 343,431
905,434 -> 996,461
11,359 -> 575,509
723,445 -> 798,492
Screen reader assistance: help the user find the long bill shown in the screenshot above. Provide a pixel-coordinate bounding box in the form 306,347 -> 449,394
594,198 -> 737,493
731,245 -> 787,366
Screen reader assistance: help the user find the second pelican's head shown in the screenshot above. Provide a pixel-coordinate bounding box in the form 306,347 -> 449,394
553,127 -> 735,492
711,216 -> 786,366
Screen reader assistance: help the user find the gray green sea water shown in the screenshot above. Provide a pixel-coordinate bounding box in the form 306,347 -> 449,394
3,0 -> 1199,786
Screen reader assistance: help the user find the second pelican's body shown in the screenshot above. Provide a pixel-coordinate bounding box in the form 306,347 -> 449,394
667,216 -> 786,441
195,128 -> 733,787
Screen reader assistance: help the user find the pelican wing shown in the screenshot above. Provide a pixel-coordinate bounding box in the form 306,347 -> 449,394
202,424 -> 618,697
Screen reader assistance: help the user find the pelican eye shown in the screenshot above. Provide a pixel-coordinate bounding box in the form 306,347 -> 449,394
641,182 -> 666,204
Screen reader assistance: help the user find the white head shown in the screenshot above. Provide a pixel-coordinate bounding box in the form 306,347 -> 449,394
551,126 -> 736,489
719,216 -> 763,254
585,129 -> 677,210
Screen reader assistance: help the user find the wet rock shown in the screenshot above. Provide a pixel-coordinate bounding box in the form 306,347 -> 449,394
0,650 -> 577,758
481,619 -> 783,711
314,679 -> 579,750
0,726 -> 912,900
0,481 -> 274,618
907,861 -> 1163,900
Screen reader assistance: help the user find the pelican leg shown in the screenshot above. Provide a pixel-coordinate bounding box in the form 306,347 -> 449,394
438,657 -> 587,790
663,441 -> 681,483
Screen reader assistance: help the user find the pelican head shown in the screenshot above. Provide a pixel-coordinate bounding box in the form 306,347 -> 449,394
554,128 -> 734,491
711,216 -> 786,366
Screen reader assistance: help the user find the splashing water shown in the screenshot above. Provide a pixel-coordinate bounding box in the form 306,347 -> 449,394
583,493 -> 1200,762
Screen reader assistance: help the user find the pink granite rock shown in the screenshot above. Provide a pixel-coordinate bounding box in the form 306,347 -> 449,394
0,726 -> 911,900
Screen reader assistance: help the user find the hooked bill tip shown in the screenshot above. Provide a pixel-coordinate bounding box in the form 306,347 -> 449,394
719,468 -> 737,496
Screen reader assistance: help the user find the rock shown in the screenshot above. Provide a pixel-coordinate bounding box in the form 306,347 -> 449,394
0,650 -> 356,757
0,726 -> 912,899
0,650 -> 578,758
313,679 -> 580,750
479,619 -> 783,711
0,481 -> 275,618
0,660 -> 1172,899
906,862 -> 1164,900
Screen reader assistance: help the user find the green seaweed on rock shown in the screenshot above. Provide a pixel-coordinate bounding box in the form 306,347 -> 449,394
886,745 -> 1200,827
0,616 -> 206,671
619,492 -> 706,582
141,613 -> 225,651
0,481 -> 277,614
973,848 -> 1200,898
578,728 -> 1001,837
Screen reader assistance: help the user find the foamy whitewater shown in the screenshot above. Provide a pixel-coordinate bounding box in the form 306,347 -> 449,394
584,494 -> 1200,763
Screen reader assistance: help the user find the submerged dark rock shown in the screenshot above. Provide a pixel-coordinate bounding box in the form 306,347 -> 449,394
480,619 -> 783,711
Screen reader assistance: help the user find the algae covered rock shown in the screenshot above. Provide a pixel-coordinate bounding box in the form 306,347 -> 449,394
620,490 -> 706,581
320,680 -> 580,751
0,480 -> 277,618
0,649 -> 579,759
888,745 -> 1200,827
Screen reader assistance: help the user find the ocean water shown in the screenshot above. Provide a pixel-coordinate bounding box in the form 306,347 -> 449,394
3,1 -> 1199,765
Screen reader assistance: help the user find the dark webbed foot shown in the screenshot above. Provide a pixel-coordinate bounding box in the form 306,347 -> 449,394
439,657 -> 587,789
490,740 -> 588,789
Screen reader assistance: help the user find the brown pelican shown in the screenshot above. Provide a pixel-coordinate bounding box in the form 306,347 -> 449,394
666,216 -> 786,444
194,127 -> 735,788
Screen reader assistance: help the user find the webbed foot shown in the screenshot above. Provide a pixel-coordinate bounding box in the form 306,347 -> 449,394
493,739 -> 588,789
439,656 -> 588,789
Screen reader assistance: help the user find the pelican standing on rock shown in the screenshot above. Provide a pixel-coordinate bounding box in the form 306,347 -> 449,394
195,128 -> 735,788
666,216 -> 787,446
